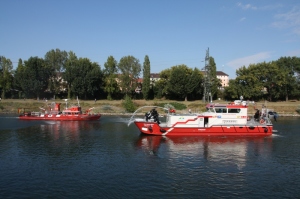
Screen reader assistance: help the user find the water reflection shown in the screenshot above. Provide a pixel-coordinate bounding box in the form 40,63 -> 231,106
14,121 -> 102,157
41,121 -> 100,141
136,135 -> 273,169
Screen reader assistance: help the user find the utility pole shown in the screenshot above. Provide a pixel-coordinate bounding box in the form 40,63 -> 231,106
202,48 -> 211,103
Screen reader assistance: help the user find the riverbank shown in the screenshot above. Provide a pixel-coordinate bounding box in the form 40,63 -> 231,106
0,99 -> 299,116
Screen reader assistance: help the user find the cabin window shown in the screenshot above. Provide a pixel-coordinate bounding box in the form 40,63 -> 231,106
215,108 -> 227,113
228,108 -> 241,113
207,108 -> 215,112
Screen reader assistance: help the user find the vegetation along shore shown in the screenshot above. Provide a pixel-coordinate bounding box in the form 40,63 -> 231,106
1,99 -> 299,117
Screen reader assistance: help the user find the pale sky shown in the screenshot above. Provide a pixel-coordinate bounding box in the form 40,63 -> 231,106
1,0 -> 300,78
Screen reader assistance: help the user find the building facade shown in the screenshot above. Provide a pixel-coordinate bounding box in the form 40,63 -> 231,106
216,71 -> 229,88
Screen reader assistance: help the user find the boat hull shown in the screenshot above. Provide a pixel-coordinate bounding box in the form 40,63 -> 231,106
19,114 -> 101,121
134,121 -> 272,136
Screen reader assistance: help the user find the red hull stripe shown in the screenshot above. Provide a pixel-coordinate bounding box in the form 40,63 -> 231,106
135,122 -> 272,136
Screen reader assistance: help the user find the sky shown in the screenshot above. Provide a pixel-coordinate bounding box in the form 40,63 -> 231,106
1,0 -> 300,78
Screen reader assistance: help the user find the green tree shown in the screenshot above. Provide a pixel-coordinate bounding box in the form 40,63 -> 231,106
235,64 -> 265,100
154,69 -> 171,99
63,51 -> 78,99
0,56 -> 14,99
186,68 -> 203,100
21,57 -> 52,99
224,79 -> 239,100
103,56 -> 118,100
259,62 -> 283,101
44,48 -> 68,72
117,55 -> 141,97
228,61 -> 283,101
142,55 -> 151,100
13,59 -> 25,98
209,57 -> 220,100
44,49 -> 68,99
276,57 -> 300,101
167,65 -> 201,101
85,62 -> 103,99
68,58 -> 102,99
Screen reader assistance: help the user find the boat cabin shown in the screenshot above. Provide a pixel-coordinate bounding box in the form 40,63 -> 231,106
62,106 -> 82,115
165,104 -> 248,128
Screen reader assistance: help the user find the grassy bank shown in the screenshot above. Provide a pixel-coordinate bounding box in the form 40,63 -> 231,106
0,99 -> 299,116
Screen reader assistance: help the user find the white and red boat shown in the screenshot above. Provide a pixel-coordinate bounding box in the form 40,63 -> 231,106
128,102 -> 276,136
19,99 -> 101,121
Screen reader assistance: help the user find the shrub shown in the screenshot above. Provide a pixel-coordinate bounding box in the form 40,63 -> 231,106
122,95 -> 136,113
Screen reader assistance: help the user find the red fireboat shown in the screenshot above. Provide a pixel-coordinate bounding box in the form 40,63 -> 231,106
19,99 -> 101,121
128,102 -> 276,136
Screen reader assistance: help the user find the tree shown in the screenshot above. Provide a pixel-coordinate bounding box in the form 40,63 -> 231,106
85,62 -> 103,99
154,69 -> 171,99
44,48 -> 68,72
44,49 -> 68,99
117,56 -> 141,97
142,55 -> 151,100
167,65 -> 202,101
258,62 -> 283,101
67,58 -> 102,99
227,61 -> 283,101
103,56 -> 118,100
234,64 -> 265,101
224,79 -> 239,100
276,57 -> 300,101
209,57 -> 220,100
186,68 -> 203,100
13,59 -> 25,98
63,51 -> 78,99
21,57 -> 52,99
0,56 -> 14,99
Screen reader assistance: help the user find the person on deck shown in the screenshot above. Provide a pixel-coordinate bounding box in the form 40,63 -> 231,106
254,110 -> 260,121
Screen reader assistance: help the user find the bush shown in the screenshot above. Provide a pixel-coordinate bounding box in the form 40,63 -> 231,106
122,95 -> 136,113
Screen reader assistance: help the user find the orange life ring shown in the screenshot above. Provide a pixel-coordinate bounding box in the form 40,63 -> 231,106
260,119 -> 265,124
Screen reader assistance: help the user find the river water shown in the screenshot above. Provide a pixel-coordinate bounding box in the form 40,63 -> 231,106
0,115 -> 299,198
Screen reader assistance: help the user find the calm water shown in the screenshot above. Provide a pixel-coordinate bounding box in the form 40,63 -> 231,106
0,115 -> 300,199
